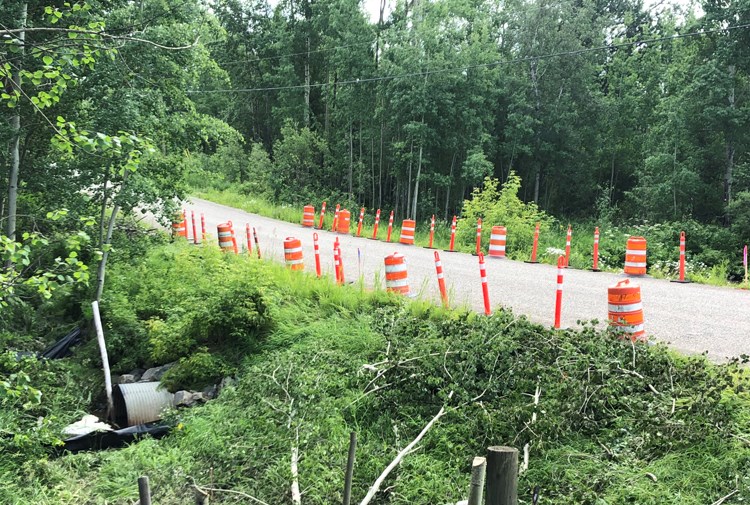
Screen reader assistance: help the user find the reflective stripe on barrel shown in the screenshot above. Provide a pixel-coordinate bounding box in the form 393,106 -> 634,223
399,219 -> 415,245
608,278 -> 645,341
337,209 -> 351,234
302,205 -> 315,227
217,221 -> 235,253
488,226 -> 507,258
284,237 -> 304,271
624,236 -> 647,276
384,252 -> 409,295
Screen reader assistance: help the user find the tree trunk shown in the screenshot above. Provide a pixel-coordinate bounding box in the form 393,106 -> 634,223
95,170 -> 129,302
411,141 -> 423,220
349,122 -> 354,198
5,2 -> 27,241
406,139 -> 414,213
724,64 -> 736,223
304,35 -> 311,126
444,152 -> 456,221
371,135 -> 375,208
672,138 -> 678,218
379,120 -> 384,207
533,170 -> 540,204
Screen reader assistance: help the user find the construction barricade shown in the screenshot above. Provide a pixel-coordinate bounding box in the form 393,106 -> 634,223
400,219 -> 415,245
217,222 -> 236,253
284,237 -> 304,271
488,226 -> 507,258
624,236 -> 647,276
384,252 -> 409,295
302,205 -> 315,227
608,279 -> 645,341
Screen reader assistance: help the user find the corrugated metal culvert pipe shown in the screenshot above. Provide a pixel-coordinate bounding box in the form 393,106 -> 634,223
113,382 -> 174,427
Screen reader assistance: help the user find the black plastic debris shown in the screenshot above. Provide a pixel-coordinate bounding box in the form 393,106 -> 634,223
60,423 -> 172,454
14,327 -> 82,361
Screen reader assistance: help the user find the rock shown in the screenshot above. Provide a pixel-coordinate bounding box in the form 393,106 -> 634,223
118,374 -> 136,384
173,390 -> 197,407
127,368 -> 145,382
140,363 -> 175,382
219,376 -> 237,391
202,384 -> 218,400
193,392 -> 205,402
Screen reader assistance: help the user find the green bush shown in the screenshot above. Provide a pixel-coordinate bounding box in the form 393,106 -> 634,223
456,172 -> 552,258
160,348 -> 230,391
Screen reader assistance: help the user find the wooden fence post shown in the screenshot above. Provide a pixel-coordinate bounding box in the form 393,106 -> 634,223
468,456 -> 487,505
138,475 -> 152,505
485,446 -> 518,505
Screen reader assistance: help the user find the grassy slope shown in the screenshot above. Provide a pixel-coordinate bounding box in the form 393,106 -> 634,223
4,242 -> 750,504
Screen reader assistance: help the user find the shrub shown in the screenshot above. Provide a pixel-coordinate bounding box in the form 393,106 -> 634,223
456,172 -> 552,258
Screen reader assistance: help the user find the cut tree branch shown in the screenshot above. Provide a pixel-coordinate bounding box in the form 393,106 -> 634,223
359,391 -> 454,505
0,27 -> 199,50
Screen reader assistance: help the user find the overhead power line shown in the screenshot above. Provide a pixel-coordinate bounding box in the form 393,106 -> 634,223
217,40 -> 376,66
187,23 -> 750,95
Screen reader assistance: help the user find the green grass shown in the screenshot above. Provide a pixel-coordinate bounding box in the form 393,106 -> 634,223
3,240 -> 750,504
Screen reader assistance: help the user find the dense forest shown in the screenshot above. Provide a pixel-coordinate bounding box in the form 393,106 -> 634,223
1,0 -> 749,240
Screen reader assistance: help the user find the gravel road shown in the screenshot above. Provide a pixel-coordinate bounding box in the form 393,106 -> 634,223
184,197 -> 750,362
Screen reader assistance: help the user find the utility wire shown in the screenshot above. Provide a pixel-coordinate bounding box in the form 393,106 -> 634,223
217,39 -> 376,66
187,22 -> 750,94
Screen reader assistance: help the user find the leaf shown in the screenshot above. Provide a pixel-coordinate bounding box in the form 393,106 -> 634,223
42,55 -> 53,65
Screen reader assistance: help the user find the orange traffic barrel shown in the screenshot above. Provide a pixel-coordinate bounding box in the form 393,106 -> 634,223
337,209 -> 351,234
302,205 -> 315,227
488,226 -> 507,258
283,237 -> 304,271
399,219 -> 415,245
608,279 -> 645,341
624,236 -> 647,276
217,221 -> 235,253
384,252 -> 409,295
171,213 -> 187,238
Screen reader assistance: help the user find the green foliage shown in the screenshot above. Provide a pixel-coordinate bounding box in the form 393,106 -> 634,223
242,142 -> 274,198
271,122 -> 330,203
5,246 -> 750,504
457,173 -> 552,257
0,352 -> 98,470
100,243 -> 274,373
160,348 -> 229,391
1,212 -> 95,309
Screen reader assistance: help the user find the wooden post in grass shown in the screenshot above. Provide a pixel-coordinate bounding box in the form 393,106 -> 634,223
343,432 -> 357,505
138,476 -> 152,505
468,456 -> 487,505
485,446 -> 517,505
